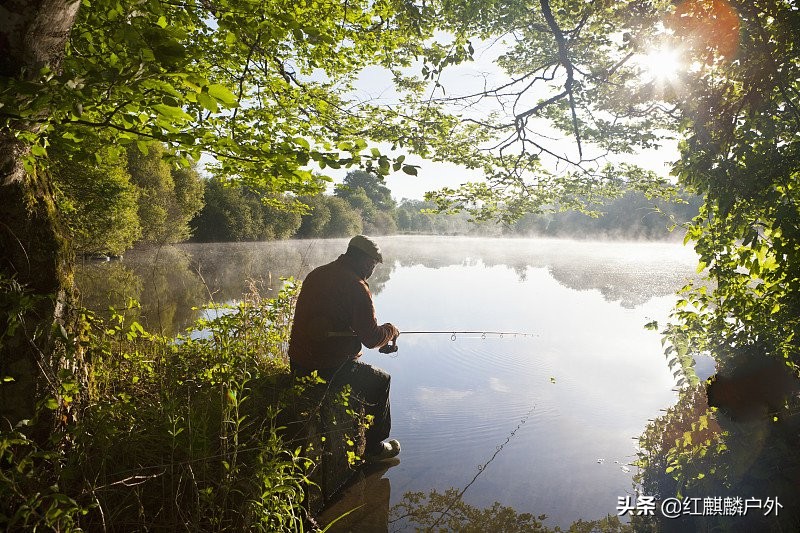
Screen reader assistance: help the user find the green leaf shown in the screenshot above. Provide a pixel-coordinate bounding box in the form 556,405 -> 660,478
197,92 -> 218,112
207,84 -> 238,107
402,165 -> 418,176
153,103 -> 192,121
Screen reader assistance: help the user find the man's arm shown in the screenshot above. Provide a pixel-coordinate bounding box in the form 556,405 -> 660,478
351,281 -> 397,349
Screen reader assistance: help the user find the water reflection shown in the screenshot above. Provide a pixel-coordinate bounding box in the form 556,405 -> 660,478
76,236 -> 700,528
76,237 -> 700,334
321,469 -> 633,533
318,460 -> 396,533
76,247 -> 207,334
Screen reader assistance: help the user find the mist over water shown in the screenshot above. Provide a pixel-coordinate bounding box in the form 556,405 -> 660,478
77,236 -> 702,528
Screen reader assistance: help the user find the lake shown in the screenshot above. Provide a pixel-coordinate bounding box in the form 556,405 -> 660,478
77,236 -> 704,530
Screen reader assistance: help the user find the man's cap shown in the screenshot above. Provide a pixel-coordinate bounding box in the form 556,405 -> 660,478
348,235 -> 383,263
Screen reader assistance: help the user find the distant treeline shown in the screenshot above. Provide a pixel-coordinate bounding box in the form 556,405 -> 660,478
506,190 -> 703,240
189,169 -> 501,242
56,150 -> 701,256
191,169 -> 702,242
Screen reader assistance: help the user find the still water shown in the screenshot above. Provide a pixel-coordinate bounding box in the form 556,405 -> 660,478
77,236 -> 702,529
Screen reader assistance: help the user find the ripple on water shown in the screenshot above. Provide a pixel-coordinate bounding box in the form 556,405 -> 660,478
435,338 -> 547,377
399,342 -> 559,459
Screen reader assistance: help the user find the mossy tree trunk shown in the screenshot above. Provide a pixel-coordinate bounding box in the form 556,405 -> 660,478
0,0 -> 83,440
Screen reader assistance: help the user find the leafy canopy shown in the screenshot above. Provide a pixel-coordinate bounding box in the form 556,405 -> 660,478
1,0 -> 435,198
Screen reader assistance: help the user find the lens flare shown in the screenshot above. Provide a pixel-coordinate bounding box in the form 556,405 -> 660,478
670,0 -> 740,62
639,46 -> 684,83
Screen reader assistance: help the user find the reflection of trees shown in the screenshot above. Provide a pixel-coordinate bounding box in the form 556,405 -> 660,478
545,264 -> 687,309
636,385 -> 800,532
78,237 -> 697,334
76,259 -> 144,315
388,489 -> 631,532
134,247 -> 207,334
367,261 -> 394,296
381,237 -> 697,307
77,240 -> 400,334
76,246 -> 207,335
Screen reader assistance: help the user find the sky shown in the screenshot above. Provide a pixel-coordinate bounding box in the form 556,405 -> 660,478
199,32 -> 681,202
323,37 -> 681,201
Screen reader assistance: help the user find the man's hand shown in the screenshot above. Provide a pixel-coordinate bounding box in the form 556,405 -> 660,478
383,323 -> 400,341
379,323 -> 400,354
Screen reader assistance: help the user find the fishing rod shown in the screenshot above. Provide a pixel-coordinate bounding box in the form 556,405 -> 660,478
381,330 -> 538,353
327,330 -> 537,353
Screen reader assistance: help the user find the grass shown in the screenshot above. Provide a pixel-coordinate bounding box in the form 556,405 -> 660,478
1,279 -> 323,531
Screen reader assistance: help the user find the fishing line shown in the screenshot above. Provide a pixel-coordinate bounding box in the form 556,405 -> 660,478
388,403 -> 537,530
400,331 -> 538,341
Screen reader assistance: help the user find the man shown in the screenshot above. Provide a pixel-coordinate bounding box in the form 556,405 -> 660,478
289,235 -> 401,462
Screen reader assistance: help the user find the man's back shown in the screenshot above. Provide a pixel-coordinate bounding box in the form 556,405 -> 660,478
289,254 -> 391,370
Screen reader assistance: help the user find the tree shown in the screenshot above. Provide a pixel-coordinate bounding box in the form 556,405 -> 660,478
51,139 -> 142,255
1,1 -> 86,434
260,197 -> 303,240
127,142 -> 204,244
192,178 -> 261,242
171,162 -> 205,238
192,179 -> 302,242
296,194 -> 333,238
335,170 -> 396,211
335,170 -> 401,235
322,196 -> 364,237
365,211 -> 398,236
396,199 -> 435,233
0,0 -> 435,432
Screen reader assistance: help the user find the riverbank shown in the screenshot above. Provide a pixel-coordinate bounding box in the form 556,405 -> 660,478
0,282 -> 330,531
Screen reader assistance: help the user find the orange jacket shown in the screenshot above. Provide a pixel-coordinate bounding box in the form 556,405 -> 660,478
288,254 -> 394,369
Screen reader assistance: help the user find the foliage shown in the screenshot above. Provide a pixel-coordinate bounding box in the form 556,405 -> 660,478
51,137 -> 204,253
335,170 -> 396,212
333,170 -> 400,235
296,194 -> 364,238
323,196 -> 364,237
192,178 -> 302,242
51,138 -> 142,255
395,0 -> 682,220
171,161 -> 206,234
635,383 -> 800,531
2,0 -> 436,195
635,387 -> 724,502
0,280 -> 324,531
127,142 -> 204,244
295,194 -> 333,239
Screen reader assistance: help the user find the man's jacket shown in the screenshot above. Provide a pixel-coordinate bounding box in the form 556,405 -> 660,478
288,254 -> 394,369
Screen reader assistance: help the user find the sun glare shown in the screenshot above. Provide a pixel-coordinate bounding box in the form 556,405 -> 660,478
638,46 -> 683,83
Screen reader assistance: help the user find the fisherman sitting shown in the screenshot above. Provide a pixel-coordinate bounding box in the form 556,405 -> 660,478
288,235 -> 401,462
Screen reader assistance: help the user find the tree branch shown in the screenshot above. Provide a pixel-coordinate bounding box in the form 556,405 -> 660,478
539,0 -> 583,159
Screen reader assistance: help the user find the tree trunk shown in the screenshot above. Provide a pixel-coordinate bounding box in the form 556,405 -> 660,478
0,0 -> 82,438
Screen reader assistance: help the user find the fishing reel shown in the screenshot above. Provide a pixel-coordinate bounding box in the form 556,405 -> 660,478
379,337 -> 398,354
